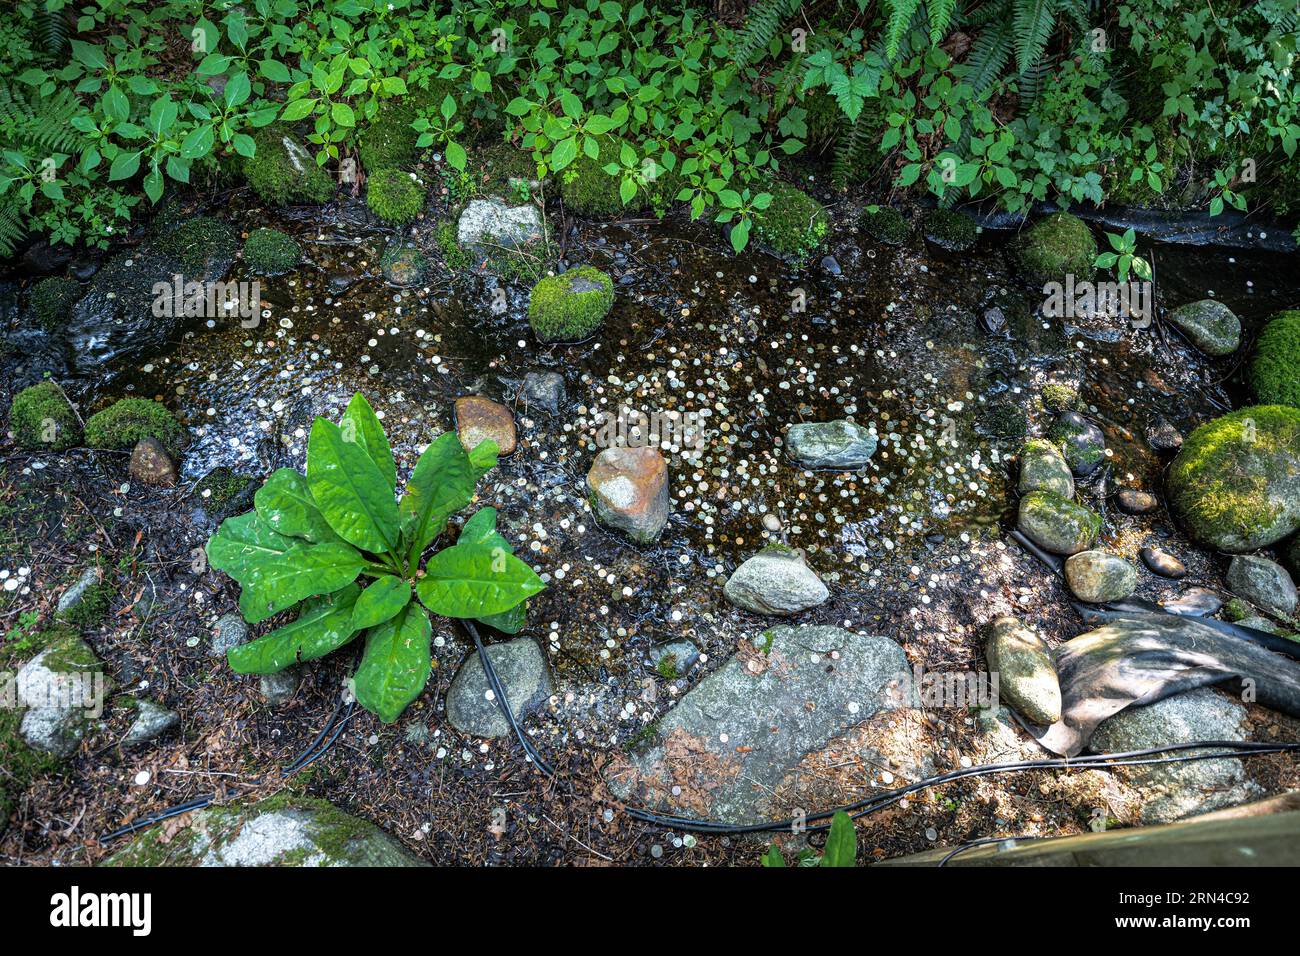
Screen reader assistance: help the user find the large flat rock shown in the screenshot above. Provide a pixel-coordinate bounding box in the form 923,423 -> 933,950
605,625 -> 917,823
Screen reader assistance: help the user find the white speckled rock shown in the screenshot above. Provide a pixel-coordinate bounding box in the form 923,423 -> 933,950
723,547 -> 829,615
457,198 -> 543,251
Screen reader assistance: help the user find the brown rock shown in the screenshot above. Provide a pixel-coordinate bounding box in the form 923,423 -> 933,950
129,437 -> 177,486
455,396 -> 516,456
586,446 -> 669,543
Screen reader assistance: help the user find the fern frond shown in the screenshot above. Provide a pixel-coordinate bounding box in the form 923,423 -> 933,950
1012,0 -> 1057,75
0,198 -> 26,258
928,0 -> 959,45
733,0 -> 804,69
1017,58 -> 1051,111
883,0 -> 923,60
830,100 -> 882,190
962,17 -> 1015,93
34,6 -> 70,58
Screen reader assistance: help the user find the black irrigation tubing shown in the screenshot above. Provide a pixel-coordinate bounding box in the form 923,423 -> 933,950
98,697 -> 355,845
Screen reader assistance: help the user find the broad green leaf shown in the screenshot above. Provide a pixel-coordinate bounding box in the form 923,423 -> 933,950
415,543 -> 545,619
206,510 -> 296,585
255,468 -> 340,543
820,811 -> 857,867
459,508 -> 528,633
340,393 -> 395,490
354,604 -> 432,723
761,845 -> 786,867
237,541 -> 365,624
476,601 -> 527,634
399,433 -> 496,564
307,418 -> 400,554
228,584 -> 361,674
351,575 -> 412,631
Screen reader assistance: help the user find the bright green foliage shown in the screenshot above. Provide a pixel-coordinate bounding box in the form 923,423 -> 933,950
528,266 -> 614,343
1041,383 -> 1080,413
84,398 -> 186,458
357,99 -> 421,172
1249,312 -> 1300,409
242,227 -> 301,275
861,205 -> 909,245
762,810 -> 857,867
922,208 -> 978,251
207,393 -> 545,723
1010,212 -> 1097,287
366,167 -> 426,224
28,277 -> 83,330
9,381 -> 80,451
57,579 -> 115,629
242,126 -> 336,207
751,182 -> 829,264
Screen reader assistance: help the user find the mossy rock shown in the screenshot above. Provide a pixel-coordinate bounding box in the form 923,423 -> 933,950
0,628 -> 104,768
861,205 -> 909,245
1168,405 -> 1300,551
84,398 -> 186,458
28,277 -> 84,330
379,237 -> 429,287
751,181 -> 829,265
1167,299 -> 1241,357
9,381 -> 81,451
366,167 -> 427,224
357,99 -> 421,172
242,125 -> 336,206
559,139 -> 680,218
105,795 -> 428,867
1016,490 -> 1102,555
1010,212 -> 1097,288
57,579 -> 114,629
242,228 -> 301,276
528,266 -> 614,343
155,217 -> 239,275
1249,311 -> 1300,408
922,208 -> 979,252
194,466 -> 256,519
1041,383 -> 1081,413
474,142 -> 545,199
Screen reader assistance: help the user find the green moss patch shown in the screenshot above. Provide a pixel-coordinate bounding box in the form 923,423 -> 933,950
922,208 -> 978,251
28,277 -> 83,330
242,228 -> 301,275
1010,212 -> 1097,287
366,167 -> 427,224
1041,383 -> 1081,412
242,125 -> 336,206
9,382 -> 81,451
156,217 -> 238,275
528,266 -> 614,342
752,181 -> 829,265
861,205 -> 909,245
1249,311 -> 1300,408
85,398 -> 186,458
357,100 -> 421,172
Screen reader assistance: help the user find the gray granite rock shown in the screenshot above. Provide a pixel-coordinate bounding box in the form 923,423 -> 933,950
517,371 -> 565,414
260,668 -> 300,706
57,567 -> 102,615
445,638 -> 554,738
651,641 -> 701,678
14,634 -> 104,758
212,613 -> 248,658
1226,554 -> 1298,618
457,198 -> 543,251
605,625 -> 918,823
785,420 -> 877,470
123,699 -> 179,748
106,796 -> 427,866
723,546 -> 828,616
1167,299 -> 1241,356
1089,688 -> 1258,823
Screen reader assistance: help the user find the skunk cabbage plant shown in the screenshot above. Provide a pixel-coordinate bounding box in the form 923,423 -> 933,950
205,393 -> 545,722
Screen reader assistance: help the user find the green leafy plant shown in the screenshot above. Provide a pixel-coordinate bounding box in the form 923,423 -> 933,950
762,810 -> 858,867
1094,228 -> 1151,282
205,394 -> 545,723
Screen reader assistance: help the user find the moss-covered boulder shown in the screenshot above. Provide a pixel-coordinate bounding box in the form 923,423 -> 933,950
242,125 -> 335,206
85,398 -> 186,458
1168,406 -> 1300,551
559,139 -> 680,218
379,237 -> 429,287
1010,212 -> 1097,288
1018,438 -> 1075,498
357,99 -> 421,172
1016,490 -> 1102,555
242,227 -> 301,276
1,628 -> 104,764
366,167 -> 427,224
155,217 -> 239,276
1167,299 -> 1241,357
922,208 -> 978,252
1249,311 -> 1300,408
9,381 -> 81,451
1041,383 -> 1081,413
861,205 -> 909,245
28,277 -> 84,330
528,266 -> 614,342
105,796 -> 428,867
751,182 -> 829,265
1047,410 -> 1107,477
